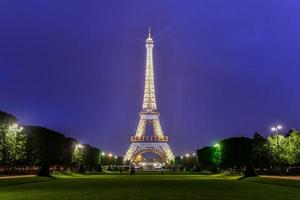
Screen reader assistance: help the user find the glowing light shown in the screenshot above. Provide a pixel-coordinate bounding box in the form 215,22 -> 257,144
180,156 -> 183,159
114,156 -> 117,159
8,123 -> 23,132
192,153 -> 196,156
185,154 -> 190,157
271,125 -> 283,132
76,144 -> 83,149
213,143 -> 220,148
101,152 -> 105,156
108,153 -> 113,157
277,125 -> 282,130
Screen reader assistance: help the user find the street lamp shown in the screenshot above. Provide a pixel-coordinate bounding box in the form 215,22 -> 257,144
185,154 -> 190,157
101,152 -> 105,156
114,155 -> 118,166
271,125 -> 283,173
8,123 -> 23,132
192,153 -> 197,166
271,125 -> 282,135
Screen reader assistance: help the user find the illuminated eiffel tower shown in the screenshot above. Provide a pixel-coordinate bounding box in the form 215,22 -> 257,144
124,29 -> 175,165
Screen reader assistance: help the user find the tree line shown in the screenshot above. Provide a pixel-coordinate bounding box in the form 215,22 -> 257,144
2,109 -> 299,176
196,131 -> 300,176
0,111 -> 102,176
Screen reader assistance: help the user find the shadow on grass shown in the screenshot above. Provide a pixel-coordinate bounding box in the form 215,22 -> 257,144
238,175 -> 256,180
0,176 -> 53,188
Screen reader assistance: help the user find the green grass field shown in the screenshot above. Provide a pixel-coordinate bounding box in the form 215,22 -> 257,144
0,173 -> 299,200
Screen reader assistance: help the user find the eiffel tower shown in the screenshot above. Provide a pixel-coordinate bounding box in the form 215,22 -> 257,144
124,28 -> 175,165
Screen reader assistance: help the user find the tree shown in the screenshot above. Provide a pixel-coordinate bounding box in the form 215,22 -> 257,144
63,137 -> 77,168
212,143 -> 222,166
267,134 -> 289,174
285,129 -> 300,165
250,132 -> 271,171
0,111 -> 18,124
220,137 -> 253,171
197,146 -> 216,172
24,126 -> 66,176
0,123 -> 26,171
90,147 -> 100,170
82,145 -> 100,171
267,134 -> 287,162
72,144 -> 83,165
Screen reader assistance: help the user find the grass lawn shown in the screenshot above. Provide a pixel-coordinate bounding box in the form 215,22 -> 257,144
0,173 -> 299,200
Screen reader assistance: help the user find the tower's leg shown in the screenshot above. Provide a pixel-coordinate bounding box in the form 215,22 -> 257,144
135,119 -> 146,138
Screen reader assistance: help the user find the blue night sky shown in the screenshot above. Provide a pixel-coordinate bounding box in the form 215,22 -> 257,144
0,0 -> 299,155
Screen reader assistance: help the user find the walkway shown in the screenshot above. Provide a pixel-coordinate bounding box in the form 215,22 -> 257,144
0,175 -> 35,179
260,175 -> 300,180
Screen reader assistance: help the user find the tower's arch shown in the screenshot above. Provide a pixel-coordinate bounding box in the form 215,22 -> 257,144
131,147 -> 167,164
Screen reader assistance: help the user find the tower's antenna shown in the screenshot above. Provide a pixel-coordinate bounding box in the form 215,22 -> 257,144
148,27 -> 151,38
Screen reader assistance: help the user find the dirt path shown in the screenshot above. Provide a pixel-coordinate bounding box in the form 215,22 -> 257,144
0,175 -> 35,179
260,175 -> 300,180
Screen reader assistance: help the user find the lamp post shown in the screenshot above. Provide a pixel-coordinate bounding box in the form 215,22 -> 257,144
192,153 -> 197,167
108,153 -> 113,167
212,142 -> 221,170
100,152 -> 105,166
271,125 -> 282,153
271,125 -> 283,174
185,154 -> 190,168
74,143 -> 84,173
114,155 -> 118,166
98,152 -> 105,171
179,156 -> 183,165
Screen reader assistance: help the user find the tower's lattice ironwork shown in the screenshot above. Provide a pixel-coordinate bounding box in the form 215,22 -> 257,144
124,29 -> 175,164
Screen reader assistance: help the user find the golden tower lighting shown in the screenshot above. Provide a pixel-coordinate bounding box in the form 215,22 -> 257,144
124,28 -> 175,164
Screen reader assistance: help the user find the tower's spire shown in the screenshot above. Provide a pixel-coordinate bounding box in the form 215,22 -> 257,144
146,27 -> 153,44
148,27 -> 151,38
